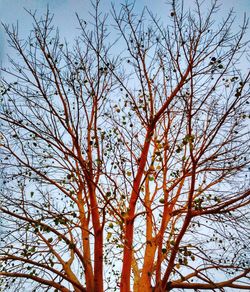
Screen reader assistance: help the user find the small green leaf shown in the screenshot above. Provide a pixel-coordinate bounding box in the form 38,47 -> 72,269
30,246 -> 36,253
159,198 -> 165,204
107,232 -> 112,241
69,243 -> 75,249
48,237 -> 53,243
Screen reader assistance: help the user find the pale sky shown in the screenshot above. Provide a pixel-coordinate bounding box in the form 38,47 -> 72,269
0,0 -> 249,64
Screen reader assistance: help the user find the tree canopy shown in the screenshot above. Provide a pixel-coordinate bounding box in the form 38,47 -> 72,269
0,0 -> 250,291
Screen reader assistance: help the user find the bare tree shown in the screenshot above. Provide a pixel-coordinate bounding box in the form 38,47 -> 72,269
0,0 -> 249,291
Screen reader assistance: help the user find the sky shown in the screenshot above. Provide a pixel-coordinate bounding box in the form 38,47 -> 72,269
0,1 -> 249,291
0,0 -> 249,66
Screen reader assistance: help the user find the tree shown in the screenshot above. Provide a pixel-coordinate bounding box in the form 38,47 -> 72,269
0,0 -> 250,291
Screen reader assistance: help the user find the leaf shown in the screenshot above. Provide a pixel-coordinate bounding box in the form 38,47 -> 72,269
126,171 -> 132,177
47,237 -> 53,243
30,246 -> 36,253
107,232 -> 112,241
69,243 -> 75,249
159,198 -> 165,204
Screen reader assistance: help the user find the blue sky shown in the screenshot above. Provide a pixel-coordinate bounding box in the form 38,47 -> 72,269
0,0 -> 249,64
